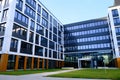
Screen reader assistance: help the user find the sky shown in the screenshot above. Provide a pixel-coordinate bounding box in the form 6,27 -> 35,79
40,0 -> 114,24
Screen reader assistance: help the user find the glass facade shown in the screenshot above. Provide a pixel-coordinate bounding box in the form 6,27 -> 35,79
64,18 -> 113,68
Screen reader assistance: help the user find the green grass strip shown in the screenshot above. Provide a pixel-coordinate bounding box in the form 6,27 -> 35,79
48,69 -> 120,80
0,69 -> 65,75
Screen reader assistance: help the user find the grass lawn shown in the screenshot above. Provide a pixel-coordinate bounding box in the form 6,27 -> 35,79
48,69 -> 120,80
0,69 -> 65,75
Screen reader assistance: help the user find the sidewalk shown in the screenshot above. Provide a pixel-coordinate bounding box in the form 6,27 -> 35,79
0,69 -> 111,80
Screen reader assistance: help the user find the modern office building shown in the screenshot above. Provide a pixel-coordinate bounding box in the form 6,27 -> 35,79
0,0 -> 64,71
64,18 -> 113,68
0,0 -> 120,72
64,0 -> 120,68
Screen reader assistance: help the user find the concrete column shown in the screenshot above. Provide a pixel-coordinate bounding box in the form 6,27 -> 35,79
42,59 -> 44,70
0,54 -> 9,72
31,57 -> 34,70
56,61 -> 58,68
37,58 -> 40,69
14,55 -> 19,71
24,56 -> 27,70
115,58 -> 120,68
46,59 -> 49,69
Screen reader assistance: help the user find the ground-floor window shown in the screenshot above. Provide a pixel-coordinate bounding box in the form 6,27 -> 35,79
18,56 -> 24,69
26,57 -> 32,69
7,55 -> 15,70
34,58 -> 37,68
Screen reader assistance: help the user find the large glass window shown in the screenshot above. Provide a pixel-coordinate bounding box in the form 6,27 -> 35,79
0,38 -> 3,51
30,20 -> 35,30
114,18 -> 120,26
1,9 -> 8,21
0,23 -> 6,36
45,48 -> 48,57
20,41 -> 32,54
29,31 -> 34,42
36,24 -> 44,35
14,11 -> 29,26
112,9 -> 119,17
4,0 -> 9,8
37,4 -> 41,14
10,38 -> 18,52
53,51 -> 57,58
7,55 -> 16,70
35,46 -> 43,56
37,14 -> 41,23
26,0 -> 36,9
42,9 -> 48,19
25,5 -> 35,19
42,18 -> 48,28
16,0 -> 23,11
35,34 -> 39,44
49,40 -> 55,50
12,24 -> 27,40
41,37 -> 48,47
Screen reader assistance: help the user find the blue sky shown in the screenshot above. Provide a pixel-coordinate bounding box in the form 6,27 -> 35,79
40,0 -> 114,24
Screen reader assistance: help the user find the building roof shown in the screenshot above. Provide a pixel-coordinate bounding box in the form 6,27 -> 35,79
114,0 -> 120,6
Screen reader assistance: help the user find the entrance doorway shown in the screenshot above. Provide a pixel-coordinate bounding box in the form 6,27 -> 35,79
78,58 -> 92,68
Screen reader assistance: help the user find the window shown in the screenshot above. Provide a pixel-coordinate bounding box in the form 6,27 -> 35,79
45,48 -> 47,57
50,15 -> 52,23
49,32 -> 52,40
0,1 -> 2,9
53,51 -> 57,58
0,23 -> 6,34
36,24 -> 44,35
12,24 -> 27,40
53,27 -> 57,34
37,4 -> 41,13
20,41 -> 32,54
112,9 -> 119,17
1,9 -> 8,21
42,18 -> 48,28
53,34 -> 57,42
45,29 -> 48,38
14,11 -> 29,26
42,9 -> 48,19
25,5 -> 35,19
35,46 -> 43,56
49,23 -> 52,31
41,37 -> 48,47
37,14 -> 40,23
4,0 -> 9,8
49,40 -> 55,50
10,38 -> 18,52
29,31 -> 34,42
53,19 -> 57,27
26,0 -> 36,9
0,38 -> 3,51
30,20 -> 35,30
16,0 -> 23,11
35,34 -> 39,44
114,18 -> 120,26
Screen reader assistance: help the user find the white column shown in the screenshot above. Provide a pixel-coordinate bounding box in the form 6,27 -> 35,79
2,0 -> 17,53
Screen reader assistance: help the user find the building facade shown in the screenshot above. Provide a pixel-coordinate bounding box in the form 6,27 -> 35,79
64,18 -> 113,68
0,0 -> 64,71
108,0 -> 120,68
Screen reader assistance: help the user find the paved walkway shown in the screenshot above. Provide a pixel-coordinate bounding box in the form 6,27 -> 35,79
0,69 -> 111,80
